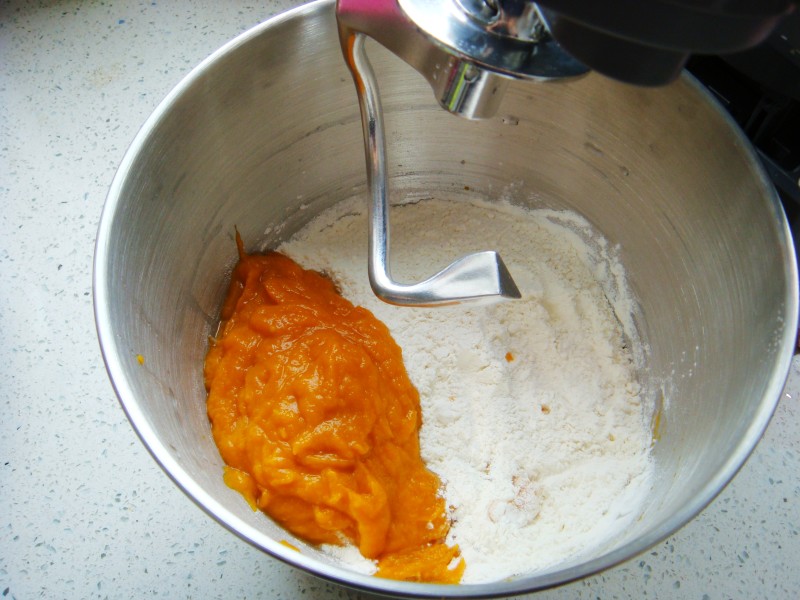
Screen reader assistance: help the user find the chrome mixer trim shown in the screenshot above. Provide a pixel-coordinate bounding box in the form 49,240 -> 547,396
337,0 -> 587,120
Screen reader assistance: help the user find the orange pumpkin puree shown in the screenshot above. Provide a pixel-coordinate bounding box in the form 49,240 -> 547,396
204,236 -> 464,583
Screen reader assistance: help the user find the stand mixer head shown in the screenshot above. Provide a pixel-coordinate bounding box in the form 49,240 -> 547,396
339,0 -> 796,118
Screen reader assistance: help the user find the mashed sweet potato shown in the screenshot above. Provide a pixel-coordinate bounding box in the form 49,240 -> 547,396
204,235 -> 464,583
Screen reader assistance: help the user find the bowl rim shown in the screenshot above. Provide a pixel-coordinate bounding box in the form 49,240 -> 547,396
93,0 -> 799,596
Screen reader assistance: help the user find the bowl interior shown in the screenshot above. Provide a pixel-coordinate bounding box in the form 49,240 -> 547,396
94,0 -> 798,595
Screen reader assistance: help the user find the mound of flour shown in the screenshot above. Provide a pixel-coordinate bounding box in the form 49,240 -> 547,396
279,195 -> 653,583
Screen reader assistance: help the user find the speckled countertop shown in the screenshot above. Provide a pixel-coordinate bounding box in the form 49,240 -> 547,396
1,1 -> 798,598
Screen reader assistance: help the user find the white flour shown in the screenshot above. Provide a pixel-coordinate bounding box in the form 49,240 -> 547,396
278,195 -> 653,583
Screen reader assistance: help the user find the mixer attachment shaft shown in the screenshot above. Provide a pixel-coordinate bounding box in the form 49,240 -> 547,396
343,32 -> 521,306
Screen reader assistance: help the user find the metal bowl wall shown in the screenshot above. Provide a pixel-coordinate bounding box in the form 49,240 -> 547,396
94,0 -> 798,596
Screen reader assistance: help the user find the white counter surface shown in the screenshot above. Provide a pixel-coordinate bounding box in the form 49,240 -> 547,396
1,1 -> 799,598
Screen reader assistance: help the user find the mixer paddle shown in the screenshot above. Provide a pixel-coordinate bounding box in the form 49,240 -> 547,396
343,33 -> 521,306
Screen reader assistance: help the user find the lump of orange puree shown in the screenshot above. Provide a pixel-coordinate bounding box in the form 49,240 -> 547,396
204,237 -> 464,583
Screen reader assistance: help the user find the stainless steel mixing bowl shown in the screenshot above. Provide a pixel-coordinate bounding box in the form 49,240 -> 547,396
94,0 -> 798,595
